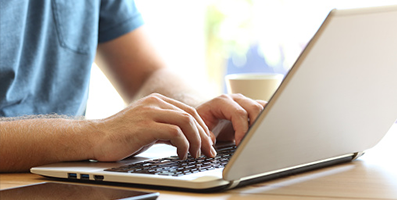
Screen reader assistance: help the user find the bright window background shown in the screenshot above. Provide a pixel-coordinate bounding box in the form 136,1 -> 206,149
86,0 -> 397,119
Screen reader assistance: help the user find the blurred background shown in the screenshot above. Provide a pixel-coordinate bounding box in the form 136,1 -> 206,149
86,0 -> 397,119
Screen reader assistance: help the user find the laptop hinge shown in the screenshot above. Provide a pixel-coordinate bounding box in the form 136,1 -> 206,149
352,151 -> 365,160
225,180 -> 241,190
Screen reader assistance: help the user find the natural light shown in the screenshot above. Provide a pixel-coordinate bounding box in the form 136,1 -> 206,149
86,0 -> 397,119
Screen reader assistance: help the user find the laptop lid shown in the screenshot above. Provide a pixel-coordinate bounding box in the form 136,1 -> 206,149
224,5 -> 397,181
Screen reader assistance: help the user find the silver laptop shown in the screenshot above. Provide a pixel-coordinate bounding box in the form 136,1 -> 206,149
31,5 -> 397,191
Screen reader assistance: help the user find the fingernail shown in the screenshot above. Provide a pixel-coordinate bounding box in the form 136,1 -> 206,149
196,149 -> 201,158
210,146 -> 217,157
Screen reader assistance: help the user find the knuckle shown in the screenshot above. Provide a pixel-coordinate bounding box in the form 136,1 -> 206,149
219,94 -> 231,100
232,93 -> 245,98
180,112 -> 194,125
149,93 -> 162,97
184,105 -> 199,116
235,107 -> 248,117
145,93 -> 163,103
167,126 -> 182,137
250,103 -> 264,112
213,94 -> 232,103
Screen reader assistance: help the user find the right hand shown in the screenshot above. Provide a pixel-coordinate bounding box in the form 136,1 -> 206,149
91,93 -> 216,162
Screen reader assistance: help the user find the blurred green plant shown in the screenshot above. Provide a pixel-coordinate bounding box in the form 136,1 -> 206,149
205,0 -> 254,59
204,0 -> 258,93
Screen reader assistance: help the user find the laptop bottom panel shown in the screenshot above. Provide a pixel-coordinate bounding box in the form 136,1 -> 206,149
234,154 -> 355,190
31,154 -> 355,192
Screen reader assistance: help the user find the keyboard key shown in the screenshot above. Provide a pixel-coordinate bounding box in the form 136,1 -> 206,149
105,145 -> 237,177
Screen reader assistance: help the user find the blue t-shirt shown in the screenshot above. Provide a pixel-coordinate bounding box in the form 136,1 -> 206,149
0,0 -> 144,117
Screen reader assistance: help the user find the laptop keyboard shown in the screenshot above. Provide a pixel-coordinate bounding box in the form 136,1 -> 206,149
104,145 -> 237,177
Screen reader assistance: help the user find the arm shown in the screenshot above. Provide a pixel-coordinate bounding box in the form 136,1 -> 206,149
95,26 -> 206,107
0,94 -> 215,172
0,27 -> 214,172
0,116 -> 96,172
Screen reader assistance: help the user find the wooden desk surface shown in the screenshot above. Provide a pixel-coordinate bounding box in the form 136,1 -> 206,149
1,124 -> 397,200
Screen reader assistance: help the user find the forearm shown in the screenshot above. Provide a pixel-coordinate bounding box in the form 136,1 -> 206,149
96,27 -> 211,108
133,68 -> 210,108
0,117 -> 98,172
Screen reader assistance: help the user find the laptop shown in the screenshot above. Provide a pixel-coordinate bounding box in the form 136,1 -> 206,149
31,5 -> 397,191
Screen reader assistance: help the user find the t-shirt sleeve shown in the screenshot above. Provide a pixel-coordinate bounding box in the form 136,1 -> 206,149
98,0 -> 144,43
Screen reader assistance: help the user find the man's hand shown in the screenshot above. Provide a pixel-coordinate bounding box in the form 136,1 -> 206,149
196,94 -> 267,145
92,93 -> 216,161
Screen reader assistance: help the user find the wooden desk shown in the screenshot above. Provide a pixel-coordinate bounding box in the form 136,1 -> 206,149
1,125 -> 397,200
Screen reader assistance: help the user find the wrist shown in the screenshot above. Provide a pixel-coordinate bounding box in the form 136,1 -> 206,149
50,118 -> 105,162
78,119 -> 106,161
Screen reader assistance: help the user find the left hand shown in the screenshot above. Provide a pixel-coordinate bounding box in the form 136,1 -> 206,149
196,94 -> 267,145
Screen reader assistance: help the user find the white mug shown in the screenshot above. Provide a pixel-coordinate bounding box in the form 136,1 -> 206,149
225,73 -> 284,101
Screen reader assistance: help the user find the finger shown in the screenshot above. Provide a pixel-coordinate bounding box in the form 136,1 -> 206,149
152,109 -> 203,158
256,100 -> 267,107
149,123 -> 190,160
156,94 -> 212,138
156,122 -> 217,159
217,97 -> 250,146
229,94 -> 266,125
152,94 -> 215,157
197,124 -> 217,158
